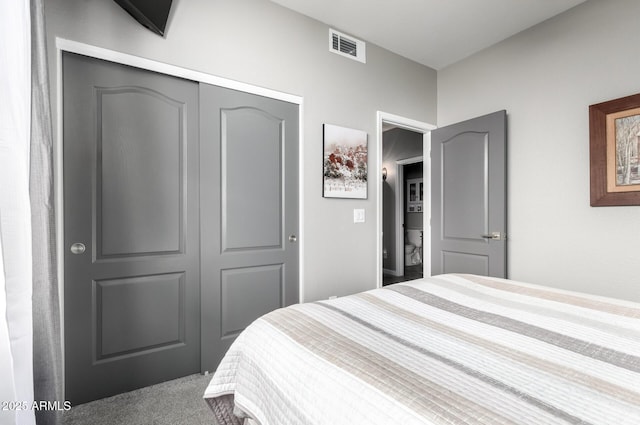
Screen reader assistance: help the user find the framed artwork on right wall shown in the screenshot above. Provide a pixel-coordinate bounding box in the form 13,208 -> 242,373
590,92 -> 640,206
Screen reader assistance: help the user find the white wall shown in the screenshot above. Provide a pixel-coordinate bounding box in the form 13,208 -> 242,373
45,0 -> 437,301
438,0 -> 640,302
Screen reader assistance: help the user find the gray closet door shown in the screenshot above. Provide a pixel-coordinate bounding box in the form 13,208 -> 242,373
63,52 -> 200,404
200,84 -> 299,372
431,110 -> 507,277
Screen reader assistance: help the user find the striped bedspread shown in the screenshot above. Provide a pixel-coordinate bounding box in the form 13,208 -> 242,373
204,274 -> 640,424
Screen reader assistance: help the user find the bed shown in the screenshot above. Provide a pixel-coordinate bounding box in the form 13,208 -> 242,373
203,273 -> 640,424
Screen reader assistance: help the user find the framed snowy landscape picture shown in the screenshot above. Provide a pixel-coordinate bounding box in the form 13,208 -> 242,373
322,124 -> 368,199
590,92 -> 640,206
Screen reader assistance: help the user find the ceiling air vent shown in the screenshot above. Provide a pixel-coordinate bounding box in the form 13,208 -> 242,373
329,29 -> 366,63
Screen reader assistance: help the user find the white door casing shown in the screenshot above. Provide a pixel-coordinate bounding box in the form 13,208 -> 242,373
376,111 -> 436,287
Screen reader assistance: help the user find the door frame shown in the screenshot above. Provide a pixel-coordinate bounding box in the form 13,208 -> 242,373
392,156 -> 423,277
54,38 -> 305,384
376,111 -> 436,288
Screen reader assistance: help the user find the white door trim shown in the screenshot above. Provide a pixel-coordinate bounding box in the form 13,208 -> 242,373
394,156 -> 423,277
376,112 -> 436,288
55,39 -> 303,104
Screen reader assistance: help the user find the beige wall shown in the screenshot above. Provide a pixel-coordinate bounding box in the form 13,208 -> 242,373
438,0 -> 640,302
45,0 -> 437,302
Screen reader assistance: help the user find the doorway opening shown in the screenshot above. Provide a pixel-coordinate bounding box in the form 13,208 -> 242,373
384,156 -> 423,285
376,112 -> 435,288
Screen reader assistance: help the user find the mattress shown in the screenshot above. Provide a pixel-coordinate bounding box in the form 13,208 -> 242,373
204,273 -> 640,424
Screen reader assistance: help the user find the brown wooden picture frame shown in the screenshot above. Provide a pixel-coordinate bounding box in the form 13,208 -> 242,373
589,92 -> 640,206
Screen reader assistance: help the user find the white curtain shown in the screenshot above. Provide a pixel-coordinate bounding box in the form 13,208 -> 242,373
0,0 -> 36,424
30,0 -> 63,422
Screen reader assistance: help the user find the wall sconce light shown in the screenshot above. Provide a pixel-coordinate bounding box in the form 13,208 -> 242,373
382,167 -> 387,181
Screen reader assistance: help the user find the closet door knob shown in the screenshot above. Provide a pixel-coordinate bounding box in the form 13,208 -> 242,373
288,234 -> 297,243
70,242 -> 86,254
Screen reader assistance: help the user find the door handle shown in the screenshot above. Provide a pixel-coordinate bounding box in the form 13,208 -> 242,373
288,234 -> 297,243
70,242 -> 86,254
481,232 -> 505,241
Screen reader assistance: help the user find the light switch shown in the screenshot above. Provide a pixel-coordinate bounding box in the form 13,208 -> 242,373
353,208 -> 365,223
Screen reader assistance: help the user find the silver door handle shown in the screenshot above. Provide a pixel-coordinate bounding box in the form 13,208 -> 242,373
70,242 -> 86,254
481,232 -> 504,241
288,234 -> 297,243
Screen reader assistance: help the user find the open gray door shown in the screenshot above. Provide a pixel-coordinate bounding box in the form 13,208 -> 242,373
200,84 -> 299,373
63,53 -> 201,404
431,110 -> 507,277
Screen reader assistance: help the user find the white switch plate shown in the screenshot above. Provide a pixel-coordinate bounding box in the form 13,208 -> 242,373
353,208 -> 365,223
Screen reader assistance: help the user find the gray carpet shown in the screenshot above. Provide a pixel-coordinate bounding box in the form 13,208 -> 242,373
61,374 -> 214,425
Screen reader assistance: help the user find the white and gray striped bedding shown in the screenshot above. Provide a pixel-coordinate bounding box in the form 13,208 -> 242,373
203,273 -> 640,424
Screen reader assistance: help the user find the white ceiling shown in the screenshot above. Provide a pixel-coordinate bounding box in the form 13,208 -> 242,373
269,0 -> 588,70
